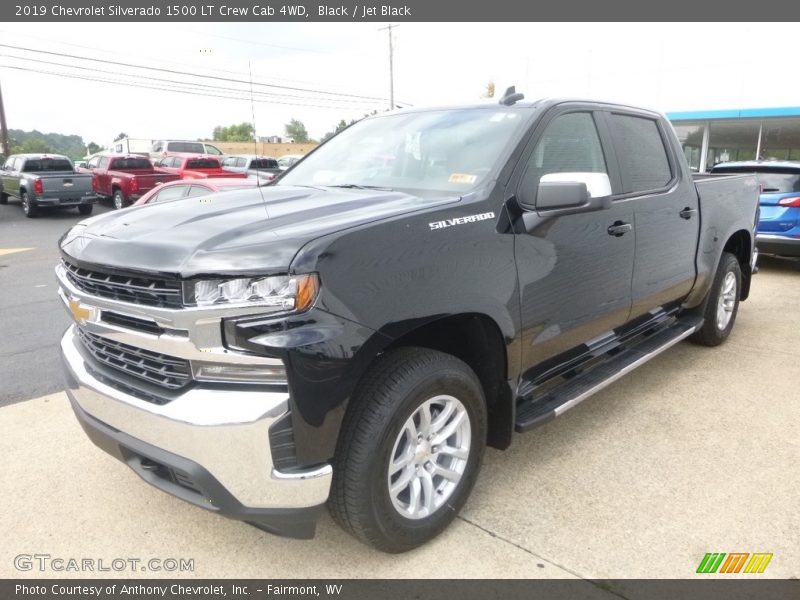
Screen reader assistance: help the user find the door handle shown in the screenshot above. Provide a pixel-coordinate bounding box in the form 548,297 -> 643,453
679,207 -> 697,220
607,221 -> 632,237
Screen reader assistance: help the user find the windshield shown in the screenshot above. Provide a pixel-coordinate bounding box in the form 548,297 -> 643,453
712,166 -> 800,193
278,107 -> 528,196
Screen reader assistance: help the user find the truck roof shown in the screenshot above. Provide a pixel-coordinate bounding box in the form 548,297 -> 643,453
12,153 -> 70,160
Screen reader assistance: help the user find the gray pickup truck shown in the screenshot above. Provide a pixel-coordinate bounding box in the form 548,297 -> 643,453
0,153 -> 97,217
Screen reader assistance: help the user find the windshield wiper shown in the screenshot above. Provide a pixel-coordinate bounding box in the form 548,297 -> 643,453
326,183 -> 394,191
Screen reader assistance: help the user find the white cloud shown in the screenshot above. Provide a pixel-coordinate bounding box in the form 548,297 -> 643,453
0,22 -> 797,148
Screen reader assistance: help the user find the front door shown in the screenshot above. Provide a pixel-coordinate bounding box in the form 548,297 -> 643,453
514,109 -> 635,376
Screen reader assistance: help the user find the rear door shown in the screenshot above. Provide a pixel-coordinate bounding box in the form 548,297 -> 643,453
514,107 -> 635,373
603,110 -> 699,318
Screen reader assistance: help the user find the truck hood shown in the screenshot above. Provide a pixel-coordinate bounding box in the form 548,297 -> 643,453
61,185 -> 457,276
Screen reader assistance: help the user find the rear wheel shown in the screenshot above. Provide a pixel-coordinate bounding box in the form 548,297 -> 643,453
78,204 -> 93,215
690,252 -> 742,346
113,189 -> 127,210
21,191 -> 38,218
328,347 -> 487,553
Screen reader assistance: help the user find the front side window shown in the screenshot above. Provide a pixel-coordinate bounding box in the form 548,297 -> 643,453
222,157 -> 237,167
278,107 -> 529,197
98,157 -> 110,169
151,185 -> 188,203
520,112 -> 608,197
186,185 -> 212,197
88,156 -> 101,169
204,144 -> 222,155
610,114 -> 672,193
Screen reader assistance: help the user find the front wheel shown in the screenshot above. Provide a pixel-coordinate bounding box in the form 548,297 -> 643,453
78,204 -> 93,215
690,252 -> 742,346
328,347 -> 487,553
21,192 -> 38,218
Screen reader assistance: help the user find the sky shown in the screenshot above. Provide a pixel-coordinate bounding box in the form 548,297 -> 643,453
0,22 -> 798,148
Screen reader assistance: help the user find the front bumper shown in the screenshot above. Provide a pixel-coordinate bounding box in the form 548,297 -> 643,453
757,233 -> 800,257
61,326 -> 331,538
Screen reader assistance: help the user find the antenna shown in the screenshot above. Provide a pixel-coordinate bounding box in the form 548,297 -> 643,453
499,85 -> 524,106
249,60 -> 269,219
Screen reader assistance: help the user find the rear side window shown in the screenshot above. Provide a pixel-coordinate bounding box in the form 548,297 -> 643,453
186,185 -> 212,197
610,114 -> 672,193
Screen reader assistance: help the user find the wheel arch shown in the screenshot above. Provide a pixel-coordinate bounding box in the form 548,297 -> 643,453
723,229 -> 753,300
358,312 -> 514,451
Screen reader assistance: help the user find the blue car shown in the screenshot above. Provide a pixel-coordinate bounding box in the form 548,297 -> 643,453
711,161 -> 800,257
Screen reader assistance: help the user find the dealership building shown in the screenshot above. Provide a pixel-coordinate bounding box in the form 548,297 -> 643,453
667,106 -> 800,172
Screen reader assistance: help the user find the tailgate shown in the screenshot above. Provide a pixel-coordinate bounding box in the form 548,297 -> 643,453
40,173 -> 94,196
131,172 -> 179,192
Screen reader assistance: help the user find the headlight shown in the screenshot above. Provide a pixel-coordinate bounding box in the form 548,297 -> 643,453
186,273 -> 319,312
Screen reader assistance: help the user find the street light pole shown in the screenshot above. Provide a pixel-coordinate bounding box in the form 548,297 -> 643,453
0,82 -> 10,157
378,25 -> 397,110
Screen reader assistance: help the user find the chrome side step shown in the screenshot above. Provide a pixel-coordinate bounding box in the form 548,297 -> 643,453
514,315 -> 703,432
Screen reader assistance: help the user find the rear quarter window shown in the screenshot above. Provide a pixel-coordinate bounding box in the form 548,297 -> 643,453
610,114 -> 673,193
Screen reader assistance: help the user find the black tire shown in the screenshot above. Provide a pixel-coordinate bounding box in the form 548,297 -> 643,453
78,204 -> 93,215
328,347 -> 487,553
21,191 -> 38,218
112,189 -> 127,210
0,191 -> 8,204
690,252 -> 742,347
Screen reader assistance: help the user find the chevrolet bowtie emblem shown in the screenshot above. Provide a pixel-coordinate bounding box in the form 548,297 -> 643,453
68,298 -> 92,325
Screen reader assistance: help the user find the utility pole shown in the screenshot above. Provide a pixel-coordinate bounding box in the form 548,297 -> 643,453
378,25 -> 397,110
0,82 -> 9,157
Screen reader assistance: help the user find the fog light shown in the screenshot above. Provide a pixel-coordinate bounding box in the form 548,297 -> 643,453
193,362 -> 287,384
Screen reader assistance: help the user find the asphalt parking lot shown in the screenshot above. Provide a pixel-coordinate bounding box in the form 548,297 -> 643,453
0,199 -> 798,585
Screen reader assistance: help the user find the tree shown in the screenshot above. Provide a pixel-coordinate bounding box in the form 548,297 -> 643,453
321,119 -> 351,142
87,142 -> 101,155
12,138 -> 50,154
212,122 -> 255,142
114,132 -> 128,142
285,118 -> 312,143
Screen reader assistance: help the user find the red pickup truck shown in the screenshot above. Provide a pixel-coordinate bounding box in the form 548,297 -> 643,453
86,154 -> 180,209
155,155 -> 248,180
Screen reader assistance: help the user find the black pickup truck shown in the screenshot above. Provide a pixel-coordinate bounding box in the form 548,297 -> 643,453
58,91 -> 759,553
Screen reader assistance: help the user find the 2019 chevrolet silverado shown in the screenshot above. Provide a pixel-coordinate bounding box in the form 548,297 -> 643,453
58,92 -> 759,553
1,154 -> 97,217
86,154 -> 180,209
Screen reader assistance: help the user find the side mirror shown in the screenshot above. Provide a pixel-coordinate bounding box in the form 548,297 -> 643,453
528,172 -> 612,215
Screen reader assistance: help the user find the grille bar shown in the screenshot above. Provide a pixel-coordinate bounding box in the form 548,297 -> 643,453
64,260 -> 183,308
78,329 -> 191,390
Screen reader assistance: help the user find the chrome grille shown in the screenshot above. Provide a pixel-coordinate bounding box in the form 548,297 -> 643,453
77,329 -> 191,390
63,260 -> 183,308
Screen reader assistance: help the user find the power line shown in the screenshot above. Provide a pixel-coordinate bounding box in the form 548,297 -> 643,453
0,53 -> 383,106
0,43 -> 394,103
0,63 -> 382,111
